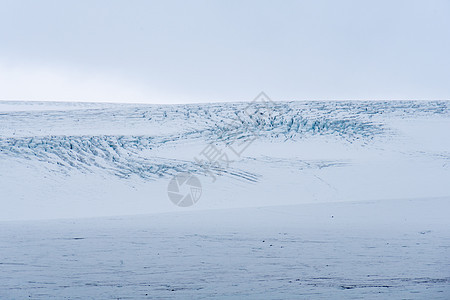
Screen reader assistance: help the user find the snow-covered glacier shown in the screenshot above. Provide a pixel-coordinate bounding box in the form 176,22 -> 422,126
1,100 -> 449,219
0,100 -> 449,299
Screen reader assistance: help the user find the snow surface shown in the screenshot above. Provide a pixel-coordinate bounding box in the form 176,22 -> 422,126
1,198 -> 449,299
0,100 -> 449,298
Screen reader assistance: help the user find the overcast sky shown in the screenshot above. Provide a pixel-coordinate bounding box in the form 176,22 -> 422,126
0,0 -> 449,104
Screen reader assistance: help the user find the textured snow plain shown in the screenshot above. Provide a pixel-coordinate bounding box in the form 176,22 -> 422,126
0,100 -> 449,299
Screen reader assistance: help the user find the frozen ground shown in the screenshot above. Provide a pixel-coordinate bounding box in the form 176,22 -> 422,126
0,100 -> 449,298
1,198 -> 449,299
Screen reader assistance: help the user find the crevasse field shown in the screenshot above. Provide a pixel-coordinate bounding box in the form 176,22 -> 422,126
0,100 -> 449,299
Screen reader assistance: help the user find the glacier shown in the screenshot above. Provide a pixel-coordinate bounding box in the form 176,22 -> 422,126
0,100 -> 449,299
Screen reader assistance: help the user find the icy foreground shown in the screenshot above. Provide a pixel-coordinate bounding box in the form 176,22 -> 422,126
0,100 -> 449,298
1,199 -> 449,299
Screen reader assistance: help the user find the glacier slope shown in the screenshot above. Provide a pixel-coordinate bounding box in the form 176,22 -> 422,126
0,100 -> 449,220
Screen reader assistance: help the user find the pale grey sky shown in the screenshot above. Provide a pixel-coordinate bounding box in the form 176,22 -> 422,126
0,0 -> 449,103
